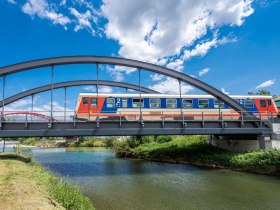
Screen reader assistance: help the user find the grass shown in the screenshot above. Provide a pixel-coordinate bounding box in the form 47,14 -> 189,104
114,135 -> 280,175
0,153 -> 95,210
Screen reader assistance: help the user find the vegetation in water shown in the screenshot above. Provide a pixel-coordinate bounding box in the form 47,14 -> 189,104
0,153 -> 95,210
114,135 -> 280,175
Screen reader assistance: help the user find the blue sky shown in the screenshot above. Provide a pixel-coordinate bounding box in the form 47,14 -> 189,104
0,0 -> 280,113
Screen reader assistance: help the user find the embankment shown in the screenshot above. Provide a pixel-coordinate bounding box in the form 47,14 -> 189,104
114,135 -> 280,176
0,153 -> 95,210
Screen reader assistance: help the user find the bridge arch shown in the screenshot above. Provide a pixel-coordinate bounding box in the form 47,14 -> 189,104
0,80 -> 159,107
0,56 -> 252,117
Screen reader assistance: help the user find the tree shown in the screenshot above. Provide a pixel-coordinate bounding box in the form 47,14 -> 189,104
247,90 -> 271,96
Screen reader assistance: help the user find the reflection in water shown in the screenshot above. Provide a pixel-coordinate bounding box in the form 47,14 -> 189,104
25,147 -> 280,210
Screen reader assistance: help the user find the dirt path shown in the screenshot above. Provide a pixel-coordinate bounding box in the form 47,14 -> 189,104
0,158 -> 64,210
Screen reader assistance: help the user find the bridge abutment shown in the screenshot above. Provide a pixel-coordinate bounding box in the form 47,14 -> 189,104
208,124 -> 280,152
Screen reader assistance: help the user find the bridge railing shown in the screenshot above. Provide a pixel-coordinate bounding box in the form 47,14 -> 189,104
0,110 -> 277,126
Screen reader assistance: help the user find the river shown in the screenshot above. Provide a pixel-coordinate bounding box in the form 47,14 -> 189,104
2,142 -> 280,210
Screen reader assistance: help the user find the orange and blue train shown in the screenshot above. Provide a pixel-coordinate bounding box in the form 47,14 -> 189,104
75,93 -> 279,121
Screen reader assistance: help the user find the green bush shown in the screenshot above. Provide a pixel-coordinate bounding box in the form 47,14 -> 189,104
154,135 -> 172,143
104,137 -> 117,148
19,138 -> 36,146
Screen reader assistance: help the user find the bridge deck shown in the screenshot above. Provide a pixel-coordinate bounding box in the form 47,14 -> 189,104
0,121 -> 272,137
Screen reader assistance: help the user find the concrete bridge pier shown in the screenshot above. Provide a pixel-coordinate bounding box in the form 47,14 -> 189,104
208,124 -> 280,152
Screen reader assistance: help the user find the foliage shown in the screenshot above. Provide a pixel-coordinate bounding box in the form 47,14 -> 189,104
32,161 -> 94,210
248,90 -> 271,96
47,176 -> 94,210
18,138 -> 37,146
154,135 -> 172,143
72,137 -> 105,147
104,137 -> 117,148
115,135 -> 280,175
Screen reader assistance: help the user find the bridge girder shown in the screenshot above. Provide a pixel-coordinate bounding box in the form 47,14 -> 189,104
0,56 -> 253,118
0,80 -> 159,107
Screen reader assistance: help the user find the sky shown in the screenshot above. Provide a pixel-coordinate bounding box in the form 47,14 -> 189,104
0,0 -> 280,114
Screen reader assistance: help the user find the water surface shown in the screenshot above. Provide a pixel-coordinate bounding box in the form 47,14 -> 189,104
22,147 -> 280,210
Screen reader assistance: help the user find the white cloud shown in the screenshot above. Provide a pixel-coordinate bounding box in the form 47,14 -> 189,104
60,0 -> 67,6
150,74 -> 164,81
22,0 -> 71,29
102,0 -> 253,80
184,38 -> 218,60
106,65 -> 136,82
148,78 -> 194,94
166,58 -> 184,72
198,68 -> 210,76
98,86 -> 113,93
69,7 -> 96,35
7,0 -> 16,4
83,85 -> 96,92
256,80 -> 276,89
221,88 -> 230,94
83,85 -> 112,93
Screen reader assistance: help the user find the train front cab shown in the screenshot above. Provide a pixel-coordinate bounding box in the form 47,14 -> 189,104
76,96 -> 106,121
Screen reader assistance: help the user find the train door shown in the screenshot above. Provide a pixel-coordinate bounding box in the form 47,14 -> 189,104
89,98 -> 98,118
89,97 -> 106,118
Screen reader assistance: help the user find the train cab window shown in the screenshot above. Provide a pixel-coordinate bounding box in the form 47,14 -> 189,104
214,99 -> 224,109
198,99 -> 209,108
91,98 -> 97,107
267,99 -> 272,106
166,99 -> 177,108
107,98 -> 115,108
83,98 -> 88,105
275,100 -> 280,108
132,99 -> 144,108
244,99 -> 254,108
122,98 -> 128,108
260,100 -> 266,108
150,98 -> 161,108
182,99 -> 193,108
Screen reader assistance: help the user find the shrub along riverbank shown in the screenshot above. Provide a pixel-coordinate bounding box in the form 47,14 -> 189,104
0,153 -> 95,210
11,136 -> 114,148
113,135 -> 280,176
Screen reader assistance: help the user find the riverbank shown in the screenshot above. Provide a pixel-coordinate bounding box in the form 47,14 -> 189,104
15,137 -> 112,148
0,153 -> 95,210
114,135 -> 280,176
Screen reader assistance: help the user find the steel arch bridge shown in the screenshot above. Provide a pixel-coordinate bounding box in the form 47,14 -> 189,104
0,80 -> 159,108
0,56 -> 272,138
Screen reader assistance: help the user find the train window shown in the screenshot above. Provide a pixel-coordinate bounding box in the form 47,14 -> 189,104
182,99 -> 193,108
83,98 -> 88,105
107,98 -> 115,108
260,100 -> 266,108
267,100 -> 272,106
132,98 -> 144,108
166,99 -> 177,108
122,98 -> 127,108
214,99 -> 224,109
244,99 -> 254,108
150,98 -> 161,108
91,98 -> 97,107
198,99 -> 209,108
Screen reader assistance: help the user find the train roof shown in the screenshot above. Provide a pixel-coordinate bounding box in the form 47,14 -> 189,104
78,93 -> 273,99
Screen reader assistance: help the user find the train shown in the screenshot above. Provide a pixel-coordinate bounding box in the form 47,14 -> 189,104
75,93 -> 279,121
